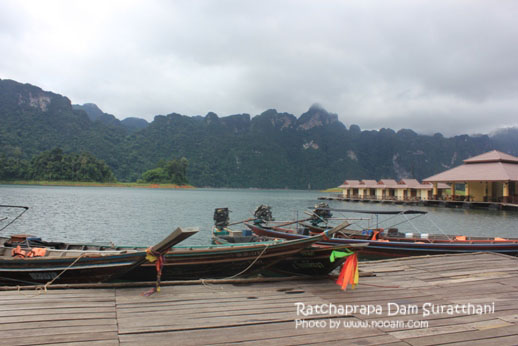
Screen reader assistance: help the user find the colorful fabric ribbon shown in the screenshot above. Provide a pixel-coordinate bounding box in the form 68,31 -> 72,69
330,250 -> 359,291
142,248 -> 165,296
329,249 -> 353,262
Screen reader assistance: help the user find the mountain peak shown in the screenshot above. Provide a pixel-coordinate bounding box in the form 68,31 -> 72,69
297,104 -> 338,130
121,117 -> 149,132
0,78 -> 70,113
252,109 -> 297,130
205,112 -> 219,124
308,103 -> 327,113
72,103 -> 122,128
73,103 -> 104,121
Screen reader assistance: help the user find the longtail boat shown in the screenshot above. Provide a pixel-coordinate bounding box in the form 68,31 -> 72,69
2,232 -> 328,283
247,207 -> 518,260
0,227 -> 198,286
211,206 -> 366,276
121,231 -> 332,281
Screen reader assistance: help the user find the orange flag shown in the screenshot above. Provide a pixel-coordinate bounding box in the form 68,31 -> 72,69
336,253 -> 359,291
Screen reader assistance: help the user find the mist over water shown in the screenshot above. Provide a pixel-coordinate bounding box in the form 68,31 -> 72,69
1,185 -> 517,246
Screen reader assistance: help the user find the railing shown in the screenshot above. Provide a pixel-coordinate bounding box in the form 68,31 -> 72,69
328,192 -> 518,207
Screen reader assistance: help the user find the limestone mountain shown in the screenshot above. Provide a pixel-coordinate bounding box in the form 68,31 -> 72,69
73,103 -> 148,132
120,117 -> 149,132
0,79 -> 130,177
0,78 -> 515,188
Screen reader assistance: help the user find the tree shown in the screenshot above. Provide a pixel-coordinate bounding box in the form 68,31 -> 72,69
141,167 -> 168,183
140,158 -> 189,184
0,155 -> 29,180
25,148 -> 116,182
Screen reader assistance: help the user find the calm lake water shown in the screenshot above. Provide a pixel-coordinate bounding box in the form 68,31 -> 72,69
1,185 -> 517,246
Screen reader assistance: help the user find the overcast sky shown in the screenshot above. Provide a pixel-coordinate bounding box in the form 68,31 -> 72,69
1,0 -> 517,136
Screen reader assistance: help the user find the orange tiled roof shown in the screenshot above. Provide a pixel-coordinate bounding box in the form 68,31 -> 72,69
339,180 -> 361,188
378,179 -> 399,188
399,179 -> 432,189
464,150 -> 518,164
360,180 -> 379,188
424,150 -> 518,182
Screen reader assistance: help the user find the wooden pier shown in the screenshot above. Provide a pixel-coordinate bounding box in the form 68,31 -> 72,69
319,195 -> 518,212
1,252 -> 518,345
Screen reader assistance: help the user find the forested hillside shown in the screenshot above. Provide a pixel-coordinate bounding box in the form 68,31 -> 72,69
0,148 -> 116,182
1,78 -> 516,189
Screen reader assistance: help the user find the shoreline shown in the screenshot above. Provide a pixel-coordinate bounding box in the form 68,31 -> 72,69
1,181 -> 335,191
0,180 -> 195,189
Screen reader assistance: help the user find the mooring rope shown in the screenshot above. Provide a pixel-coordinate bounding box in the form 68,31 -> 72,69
227,243 -> 271,279
17,253 -> 87,297
374,212 -> 423,233
425,214 -> 453,241
200,243 -> 271,290
401,212 -> 423,234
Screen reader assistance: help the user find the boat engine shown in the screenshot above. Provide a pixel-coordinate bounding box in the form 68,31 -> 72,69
254,204 -> 274,223
213,207 -> 230,230
311,202 -> 332,226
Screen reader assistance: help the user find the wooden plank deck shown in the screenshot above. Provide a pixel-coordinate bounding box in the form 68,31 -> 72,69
1,252 -> 518,345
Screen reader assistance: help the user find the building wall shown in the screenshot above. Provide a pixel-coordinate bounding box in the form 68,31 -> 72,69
468,181 -> 486,202
341,184 -> 443,201
417,189 -> 430,200
493,182 -> 504,200
343,182 -> 518,202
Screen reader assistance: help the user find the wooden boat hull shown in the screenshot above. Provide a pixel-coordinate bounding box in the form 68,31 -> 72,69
0,227 -> 199,286
213,235 -> 355,276
0,252 -> 146,285
264,245 -> 352,276
247,224 -> 518,260
122,235 -> 324,281
352,240 -> 518,260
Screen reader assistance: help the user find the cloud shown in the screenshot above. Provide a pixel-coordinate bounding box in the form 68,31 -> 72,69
1,0 -> 517,135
